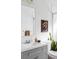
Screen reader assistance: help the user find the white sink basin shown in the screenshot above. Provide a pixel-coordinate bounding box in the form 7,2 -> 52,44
22,43 -> 34,48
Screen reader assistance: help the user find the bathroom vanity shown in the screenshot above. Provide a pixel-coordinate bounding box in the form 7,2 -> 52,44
21,43 -> 48,59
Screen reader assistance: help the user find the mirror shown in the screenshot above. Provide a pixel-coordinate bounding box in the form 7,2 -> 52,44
21,3 -> 35,44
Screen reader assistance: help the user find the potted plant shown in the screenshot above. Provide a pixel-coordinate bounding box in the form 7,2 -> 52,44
51,40 -> 57,51
48,33 -> 57,51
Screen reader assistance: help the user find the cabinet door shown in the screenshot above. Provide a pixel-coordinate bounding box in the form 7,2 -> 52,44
28,47 -> 43,59
29,53 -> 43,59
21,51 -> 29,59
29,46 -> 48,59
41,46 -> 48,59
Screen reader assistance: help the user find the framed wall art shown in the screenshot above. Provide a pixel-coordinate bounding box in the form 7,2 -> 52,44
41,20 -> 48,32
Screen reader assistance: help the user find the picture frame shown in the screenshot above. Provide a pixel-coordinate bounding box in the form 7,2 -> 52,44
41,20 -> 48,32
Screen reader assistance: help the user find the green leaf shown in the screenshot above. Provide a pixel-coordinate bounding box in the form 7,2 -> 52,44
51,40 -> 57,51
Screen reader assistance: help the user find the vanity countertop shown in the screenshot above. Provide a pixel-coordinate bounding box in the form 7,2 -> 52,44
21,42 -> 47,52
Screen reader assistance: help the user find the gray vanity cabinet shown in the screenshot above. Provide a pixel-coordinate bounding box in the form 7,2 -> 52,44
21,46 -> 48,59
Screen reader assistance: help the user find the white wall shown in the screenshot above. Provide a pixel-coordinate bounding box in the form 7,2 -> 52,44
34,0 -> 53,43
52,14 -> 57,40
52,0 -> 57,41
52,0 -> 57,13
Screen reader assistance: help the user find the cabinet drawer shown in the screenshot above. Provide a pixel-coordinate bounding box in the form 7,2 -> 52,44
21,51 -> 28,56
28,47 -> 43,56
